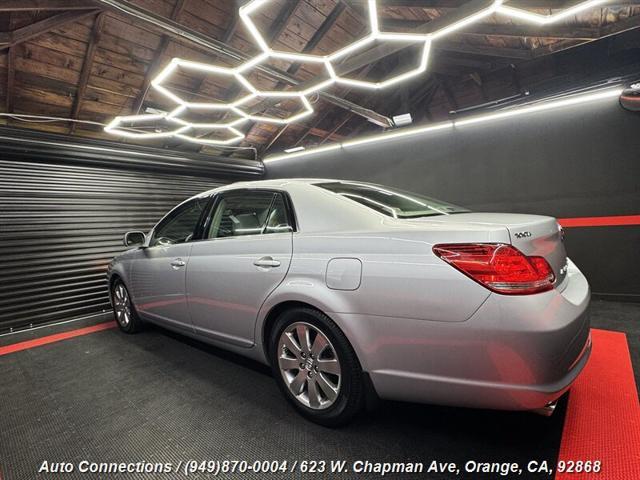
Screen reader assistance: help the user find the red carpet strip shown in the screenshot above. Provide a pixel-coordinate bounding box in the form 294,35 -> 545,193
556,329 -> 640,479
0,321 -> 116,356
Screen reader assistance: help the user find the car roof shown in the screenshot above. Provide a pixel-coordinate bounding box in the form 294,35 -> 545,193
198,178 -> 360,196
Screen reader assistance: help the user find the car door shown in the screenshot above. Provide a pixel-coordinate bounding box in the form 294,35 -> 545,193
129,195 -> 209,332
187,190 -> 294,346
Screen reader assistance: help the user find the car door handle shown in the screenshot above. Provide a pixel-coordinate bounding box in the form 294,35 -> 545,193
253,256 -> 281,268
170,258 -> 186,269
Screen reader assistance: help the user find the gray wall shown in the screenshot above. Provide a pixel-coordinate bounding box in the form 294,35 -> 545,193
266,94 -> 640,299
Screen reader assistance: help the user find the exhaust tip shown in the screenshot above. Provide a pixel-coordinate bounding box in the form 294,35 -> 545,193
532,400 -> 558,417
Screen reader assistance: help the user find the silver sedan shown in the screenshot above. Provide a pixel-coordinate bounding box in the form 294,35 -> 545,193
108,179 -> 591,426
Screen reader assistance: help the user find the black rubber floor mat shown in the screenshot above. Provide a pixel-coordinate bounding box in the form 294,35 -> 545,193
0,320 -> 570,479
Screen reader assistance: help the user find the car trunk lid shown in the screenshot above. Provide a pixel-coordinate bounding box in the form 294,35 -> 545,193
412,212 -> 568,286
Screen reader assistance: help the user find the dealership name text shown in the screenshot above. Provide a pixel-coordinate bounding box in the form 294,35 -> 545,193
37,459 -> 554,476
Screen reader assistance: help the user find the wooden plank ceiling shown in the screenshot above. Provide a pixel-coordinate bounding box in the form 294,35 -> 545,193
0,0 -> 639,159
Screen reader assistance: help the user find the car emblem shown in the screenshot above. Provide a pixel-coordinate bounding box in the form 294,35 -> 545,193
514,231 -> 532,239
560,262 -> 568,275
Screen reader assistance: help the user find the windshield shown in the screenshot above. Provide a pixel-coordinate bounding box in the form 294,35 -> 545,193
316,182 -> 470,218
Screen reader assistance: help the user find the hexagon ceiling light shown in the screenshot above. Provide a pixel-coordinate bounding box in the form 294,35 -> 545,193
104,0 -> 611,146
104,113 -> 189,139
174,126 -> 246,146
151,57 -> 256,109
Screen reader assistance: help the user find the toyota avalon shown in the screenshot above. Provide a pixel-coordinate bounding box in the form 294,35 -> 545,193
108,179 -> 591,426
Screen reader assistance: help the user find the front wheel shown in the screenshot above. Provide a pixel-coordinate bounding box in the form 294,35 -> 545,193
111,280 -> 143,333
269,307 -> 364,427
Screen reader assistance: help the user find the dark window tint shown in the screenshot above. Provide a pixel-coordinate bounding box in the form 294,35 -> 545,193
150,197 -> 207,247
316,182 -> 469,218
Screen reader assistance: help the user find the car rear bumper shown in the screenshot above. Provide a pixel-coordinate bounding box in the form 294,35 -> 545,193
368,331 -> 590,411
333,259 -> 592,411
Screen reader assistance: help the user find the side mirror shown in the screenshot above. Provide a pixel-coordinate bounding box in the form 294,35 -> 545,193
123,231 -> 146,247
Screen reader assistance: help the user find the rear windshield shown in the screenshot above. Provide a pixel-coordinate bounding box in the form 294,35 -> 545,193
316,182 -> 470,219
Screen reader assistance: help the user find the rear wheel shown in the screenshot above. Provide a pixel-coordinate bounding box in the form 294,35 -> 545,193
111,280 -> 143,333
269,307 -> 364,427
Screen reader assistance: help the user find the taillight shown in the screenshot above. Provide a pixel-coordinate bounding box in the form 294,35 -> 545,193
432,243 -> 555,295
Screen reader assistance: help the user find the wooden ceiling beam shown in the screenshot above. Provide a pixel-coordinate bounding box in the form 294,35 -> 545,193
131,0 -> 187,115
381,19 -> 600,40
289,60 -> 378,149
222,0 -> 303,103
349,0 -> 466,6
257,2 -> 348,154
507,0 -> 640,5
69,12 -> 105,134
6,47 -> 16,113
321,0 -> 636,81
284,1 -> 402,150
261,123 -> 290,154
268,1 -> 301,43
0,0 -> 97,11
316,65 -> 436,148
172,2 -> 302,151
330,0 -> 494,77
166,0 -> 298,125
599,13 -> 640,37
221,9 -> 239,44
308,126 -> 347,143
532,13 -> 640,57
288,51 -> 421,151
231,0 -> 300,109
434,42 -> 533,59
317,104 -> 368,146
291,3 -> 346,75
0,9 -> 101,51
259,1 -> 345,91
410,76 -> 439,119
179,7 -> 271,149
219,2 -> 303,154
349,0 -> 640,6
434,54 -> 494,70
93,0 -> 391,126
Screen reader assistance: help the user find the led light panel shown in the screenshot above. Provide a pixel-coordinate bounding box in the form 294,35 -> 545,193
104,114 -> 190,139
105,0 -> 611,146
176,127 -> 245,146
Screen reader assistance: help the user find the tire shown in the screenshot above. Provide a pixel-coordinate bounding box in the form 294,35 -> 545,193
269,307 -> 364,427
111,279 -> 143,333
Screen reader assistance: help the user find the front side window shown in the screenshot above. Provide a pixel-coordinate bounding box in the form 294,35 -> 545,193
315,182 -> 469,219
150,197 -> 207,247
207,191 -> 292,239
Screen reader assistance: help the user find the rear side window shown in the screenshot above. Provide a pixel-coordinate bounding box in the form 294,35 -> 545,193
316,182 -> 469,218
265,194 -> 292,234
207,191 -> 292,239
150,197 -> 207,247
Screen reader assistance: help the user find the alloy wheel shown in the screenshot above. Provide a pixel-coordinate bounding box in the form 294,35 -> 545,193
113,283 -> 132,328
277,322 -> 342,410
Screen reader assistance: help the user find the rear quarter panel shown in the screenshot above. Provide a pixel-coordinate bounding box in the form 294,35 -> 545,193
264,183 -> 509,321
285,231 -> 496,323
